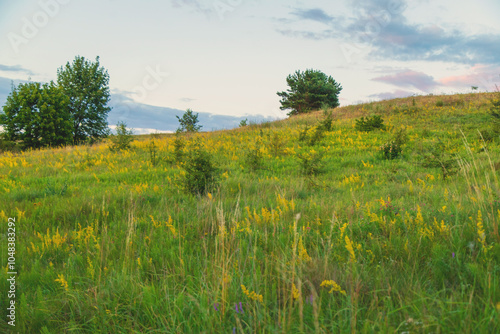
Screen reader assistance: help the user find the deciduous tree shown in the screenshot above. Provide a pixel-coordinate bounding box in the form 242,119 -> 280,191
57,55 -> 111,144
0,82 -> 72,149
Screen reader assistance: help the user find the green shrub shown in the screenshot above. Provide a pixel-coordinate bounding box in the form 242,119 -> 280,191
355,115 -> 385,132
380,141 -> 403,160
478,129 -> 496,143
308,126 -> 326,146
298,126 -> 310,143
243,144 -> 265,172
435,100 -> 444,107
421,139 -> 459,180
380,127 -> 408,160
318,108 -> 334,132
268,132 -> 285,157
0,134 -> 21,153
297,149 -> 324,176
394,103 -> 421,114
239,119 -> 248,127
182,147 -> 220,195
148,134 -> 160,166
298,115 -> 332,146
489,93 -> 500,135
172,135 -> 185,163
109,121 -> 133,151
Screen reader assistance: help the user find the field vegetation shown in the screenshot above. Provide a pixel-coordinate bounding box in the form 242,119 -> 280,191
1,92 -> 500,333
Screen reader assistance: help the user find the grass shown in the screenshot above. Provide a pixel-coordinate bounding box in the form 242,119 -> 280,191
1,92 -> 500,333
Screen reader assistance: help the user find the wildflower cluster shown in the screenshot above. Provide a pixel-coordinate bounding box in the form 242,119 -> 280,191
241,285 -> 263,303
320,280 -> 346,295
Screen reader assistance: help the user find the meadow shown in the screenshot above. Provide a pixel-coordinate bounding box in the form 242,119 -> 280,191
1,92 -> 500,333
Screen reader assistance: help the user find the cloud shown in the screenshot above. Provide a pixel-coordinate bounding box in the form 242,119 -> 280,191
362,21 -> 500,65
368,89 -> 415,100
179,97 -> 196,103
372,70 -> 440,92
275,29 -> 336,40
438,64 -> 500,91
278,0 -> 500,65
0,64 -> 34,75
290,8 -> 334,24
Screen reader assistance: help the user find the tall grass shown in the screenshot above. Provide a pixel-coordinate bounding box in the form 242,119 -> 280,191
1,93 -> 499,333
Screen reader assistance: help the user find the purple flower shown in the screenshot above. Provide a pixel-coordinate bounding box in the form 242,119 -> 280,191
213,303 -> 219,311
452,252 -> 455,258
235,302 -> 243,313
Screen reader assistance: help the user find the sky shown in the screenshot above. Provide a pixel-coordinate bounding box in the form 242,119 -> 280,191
1,0 -> 500,133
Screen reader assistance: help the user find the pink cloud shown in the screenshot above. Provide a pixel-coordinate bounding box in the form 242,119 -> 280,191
438,65 -> 500,91
372,70 -> 439,92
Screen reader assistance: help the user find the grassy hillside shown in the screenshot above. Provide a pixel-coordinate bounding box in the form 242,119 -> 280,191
1,92 -> 500,333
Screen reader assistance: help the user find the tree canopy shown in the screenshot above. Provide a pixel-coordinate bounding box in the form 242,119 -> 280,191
0,56 -> 112,149
0,82 -> 72,149
176,108 -> 202,133
277,69 -> 342,116
57,55 -> 111,144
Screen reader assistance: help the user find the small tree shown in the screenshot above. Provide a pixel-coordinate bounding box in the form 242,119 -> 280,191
355,115 -> 386,132
109,121 -> 133,151
490,91 -> 500,134
176,108 -> 202,133
0,82 -> 72,149
182,147 -> 219,195
277,69 -> 342,116
57,55 -> 111,144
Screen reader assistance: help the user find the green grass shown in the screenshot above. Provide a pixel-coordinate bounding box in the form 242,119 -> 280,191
1,92 -> 500,333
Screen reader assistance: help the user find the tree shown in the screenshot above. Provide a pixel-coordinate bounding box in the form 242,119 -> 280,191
182,147 -> 219,195
57,55 -> 111,144
109,121 -> 134,151
176,108 -> 202,133
0,82 -> 72,149
277,69 -> 342,116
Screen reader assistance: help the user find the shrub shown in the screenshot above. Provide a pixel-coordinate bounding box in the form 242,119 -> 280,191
380,127 -> 408,160
268,132 -> 285,157
298,126 -> 310,143
109,121 -> 133,151
172,135 -> 185,164
421,139 -> 459,180
380,141 -> 403,160
319,107 -> 334,132
239,119 -> 248,127
298,115 -> 332,147
148,134 -> 160,166
297,149 -> 324,176
308,126 -> 326,146
489,93 -> 500,134
318,117 -> 333,132
243,142 -> 265,172
182,147 -> 220,195
355,115 -> 385,132
394,103 -> 421,114
0,133 -> 21,153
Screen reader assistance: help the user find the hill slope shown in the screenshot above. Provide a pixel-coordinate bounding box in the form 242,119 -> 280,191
1,93 -> 499,333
